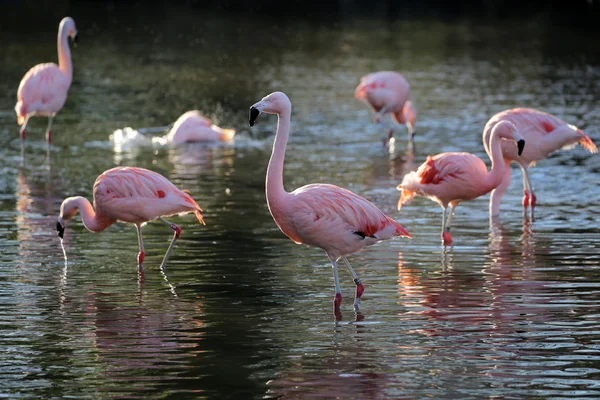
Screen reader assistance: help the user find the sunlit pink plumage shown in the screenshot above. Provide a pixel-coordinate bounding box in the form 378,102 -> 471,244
56,167 -> 205,271
166,110 -> 236,144
249,92 -> 411,315
355,71 -> 417,145
15,17 -> 78,145
398,121 -> 524,245
483,108 -> 597,218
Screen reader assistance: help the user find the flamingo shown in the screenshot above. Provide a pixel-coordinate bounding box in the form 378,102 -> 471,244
166,111 -> 236,144
248,92 -> 411,313
483,108 -> 597,218
56,166 -> 205,271
15,17 -> 78,146
355,71 -> 417,146
398,120 -> 525,246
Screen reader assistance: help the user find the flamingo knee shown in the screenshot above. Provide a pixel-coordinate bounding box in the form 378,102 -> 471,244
530,192 -> 537,208
137,250 -> 145,266
522,190 -> 530,208
354,279 -> 365,299
333,293 -> 343,310
442,231 -> 453,246
170,224 -> 182,239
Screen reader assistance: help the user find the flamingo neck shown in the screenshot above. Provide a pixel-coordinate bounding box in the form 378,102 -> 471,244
484,133 -> 509,193
489,158 -> 511,216
57,25 -> 73,82
266,108 -> 291,207
67,197 -> 111,232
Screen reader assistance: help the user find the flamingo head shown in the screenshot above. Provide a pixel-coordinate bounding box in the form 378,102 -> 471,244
60,17 -> 79,46
56,197 -> 80,238
56,220 -> 65,239
249,92 -> 291,127
494,120 -> 526,156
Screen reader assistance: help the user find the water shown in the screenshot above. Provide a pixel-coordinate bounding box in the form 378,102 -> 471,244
1,2 -> 600,399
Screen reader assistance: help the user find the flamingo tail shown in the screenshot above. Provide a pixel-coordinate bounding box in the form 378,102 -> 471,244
397,188 -> 417,210
219,128 -> 236,142
578,133 -> 598,153
194,209 -> 206,225
15,101 -> 26,125
393,220 -> 412,238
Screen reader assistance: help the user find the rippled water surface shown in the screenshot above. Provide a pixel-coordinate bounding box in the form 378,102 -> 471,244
1,2 -> 600,399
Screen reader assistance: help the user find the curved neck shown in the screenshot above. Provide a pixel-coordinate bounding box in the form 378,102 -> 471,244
57,25 -> 72,81
484,133 -> 508,192
266,108 -> 291,203
68,196 -> 111,232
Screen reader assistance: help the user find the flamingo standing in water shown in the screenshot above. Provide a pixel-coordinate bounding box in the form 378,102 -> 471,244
56,167 -> 205,271
15,17 -> 78,146
355,71 -> 417,146
398,121 -> 525,246
166,111 -> 236,144
483,108 -> 597,218
249,92 -> 411,314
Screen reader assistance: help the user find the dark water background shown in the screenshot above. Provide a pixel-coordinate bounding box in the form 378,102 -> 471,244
0,1 -> 599,398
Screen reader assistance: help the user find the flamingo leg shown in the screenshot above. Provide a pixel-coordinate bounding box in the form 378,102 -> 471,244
46,115 -> 54,144
20,116 -> 30,143
441,206 -> 453,245
523,168 -> 536,215
159,217 -> 182,270
406,121 -> 414,143
136,224 -> 145,272
341,256 -> 364,312
330,259 -> 342,311
520,166 -> 536,219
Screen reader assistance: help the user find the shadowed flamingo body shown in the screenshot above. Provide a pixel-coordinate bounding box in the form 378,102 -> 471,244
355,71 -> 417,145
483,108 -> 597,218
15,17 -> 78,145
56,167 -> 205,271
166,111 -> 236,144
399,121 -> 525,245
249,92 -> 411,315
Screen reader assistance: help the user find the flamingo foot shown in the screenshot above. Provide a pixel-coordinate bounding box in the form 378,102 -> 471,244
442,231 -> 453,246
354,282 -> 365,311
522,190 -> 530,209
137,250 -> 145,266
333,292 -> 342,310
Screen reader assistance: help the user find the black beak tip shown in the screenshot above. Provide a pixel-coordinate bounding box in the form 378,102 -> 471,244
517,139 -> 525,156
56,221 -> 64,239
249,107 -> 260,127
72,34 -> 79,46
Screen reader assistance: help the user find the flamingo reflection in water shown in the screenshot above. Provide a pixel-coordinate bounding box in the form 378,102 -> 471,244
396,223 -> 553,341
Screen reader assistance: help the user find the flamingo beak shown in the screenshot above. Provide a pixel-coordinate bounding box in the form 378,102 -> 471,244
249,106 -> 260,127
56,221 -> 65,239
517,139 -> 525,156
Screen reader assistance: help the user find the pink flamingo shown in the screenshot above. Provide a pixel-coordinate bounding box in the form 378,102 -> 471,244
249,92 -> 411,313
398,120 -> 525,246
483,108 -> 597,218
15,17 -> 78,145
355,71 -> 417,145
56,166 -> 205,271
166,111 -> 236,144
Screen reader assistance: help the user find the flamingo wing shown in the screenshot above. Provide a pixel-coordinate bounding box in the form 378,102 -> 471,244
290,184 -> 410,243
167,111 -> 215,143
16,63 -> 70,121
398,153 -> 487,208
93,167 -> 204,224
355,71 -> 410,113
484,108 -> 597,157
